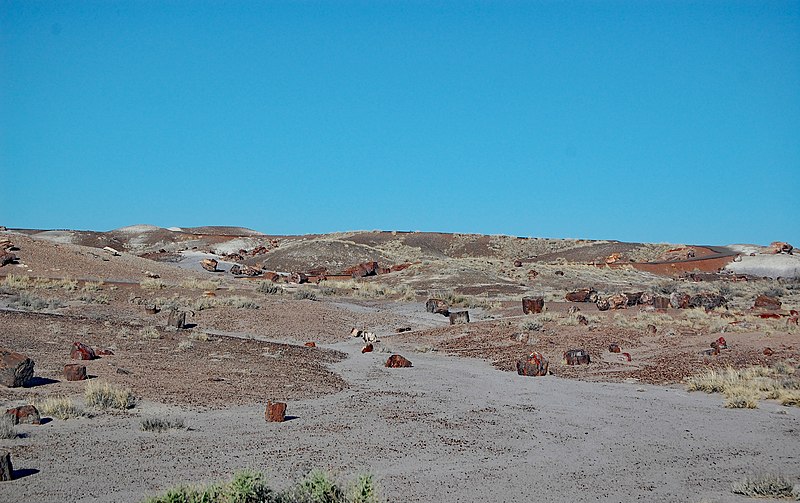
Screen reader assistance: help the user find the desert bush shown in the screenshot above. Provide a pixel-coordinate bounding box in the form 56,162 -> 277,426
78,293 -> 111,304
142,469 -> 381,503
293,289 -> 318,301
36,396 -> 84,419
140,416 -> 186,433
141,278 -> 167,290
521,320 -> 542,332
189,331 -> 215,342
85,381 -> 137,410
218,296 -> 260,309
0,415 -> 17,439
257,282 -> 282,295
2,274 -> 32,289
181,279 -> 220,290
140,326 -> 162,340
82,281 -> 104,292
731,473 -> 796,498
686,364 -> 800,409
177,340 -> 194,351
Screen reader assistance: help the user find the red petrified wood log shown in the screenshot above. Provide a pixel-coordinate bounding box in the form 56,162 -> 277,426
70,342 -> 96,360
522,297 -> 544,314
64,364 -> 87,381
516,352 -> 549,377
564,349 -> 591,365
5,405 -> 41,425
385,354 -> 412,368
265,401 -> 287,422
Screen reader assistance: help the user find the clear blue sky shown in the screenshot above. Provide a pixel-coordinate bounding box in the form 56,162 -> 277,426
1,1 -> 798,245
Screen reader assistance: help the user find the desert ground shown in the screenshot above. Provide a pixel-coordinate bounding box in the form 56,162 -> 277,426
1,226 -> 799,502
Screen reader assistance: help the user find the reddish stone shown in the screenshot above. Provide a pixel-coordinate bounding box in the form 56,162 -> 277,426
607,293 -> 629,310
449,311 -> 470,325
289,272 -> 308,284
344,261 -> 379,278
770,241 -> 793,254
265,401 -> 287,422
670,292 -> 690,309
646,324 -> 657,335
753,295 -> 781,310
385,354 -> 412,368
608,343 -> 621,353
95,348 -> 114,356
304,342 -> 316,348
522,297 -> 544,314
64,363 -> 87,381
621,352 -> 632,362
716,337 -> 727,349
390,263 -> 413,272
70,342 -> 96,361
514,260 -> 523,267
527,270 -> 539,280
759,313 -> 781,319
516,352 -> 549,377
596,297 -> 610,311
361,344 -> 373,354
652,296 -> 670,309
0,348 -> 35,387
763,347 -> 774,356
789,310 -> 799,326
564,349 -> 591,365
576,314 -> 589,326
5,405 -> 40,425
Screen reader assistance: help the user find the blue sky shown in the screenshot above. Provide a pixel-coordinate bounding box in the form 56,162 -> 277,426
1,1 -> 798,245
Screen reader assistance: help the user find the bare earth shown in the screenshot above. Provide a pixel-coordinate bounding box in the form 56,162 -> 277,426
1,227 -> 798,502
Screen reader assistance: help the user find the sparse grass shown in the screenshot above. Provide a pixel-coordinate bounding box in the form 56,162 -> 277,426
140,326 -> 162,340
35,396 -> 84,420
7,291 -> 64,310
85,381 -> 137,410
82,281 -> 104,292
686,364 -> 800,409
140,416 -> 186,433
520,320 -> 542,332
293,289 -> 318,301
78,293 -> 111,304
0,415 -> 17,439
189,331 -> 215,342
217,296 -> 260,309
731,473 -> 797,499
177,340 -> 194,351
257,281 -> 282,295
181,279 -> 220,290
141,278 -> 167,290
142,469 -> 382,503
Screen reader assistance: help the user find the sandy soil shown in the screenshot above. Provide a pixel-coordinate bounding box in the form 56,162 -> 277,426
2,337 -> 798,503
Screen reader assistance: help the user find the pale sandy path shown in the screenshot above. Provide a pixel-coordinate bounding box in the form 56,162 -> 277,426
2,336 -> 798,503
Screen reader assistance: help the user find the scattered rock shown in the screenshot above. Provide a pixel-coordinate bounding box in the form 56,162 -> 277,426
638,292 -> 654,306
513,260 -> 523,267
70,342 -> 96,360
103,246 -> 121,256
522,296 -> 544,314
759,313 -> 781,319
0,349 -> 35,387
652,296 -> 670,309
5,405 -> 40,425
0,252 -> 17,267
554,270 -> 564,276
229,265 -> 242,275
200,258 -> 218,272
361,344 -> 373,353
145,305 -> 160,314
596,297 -> 610,311
344,261 -> 379,278
395,327 -> 412,333
95,348 -> 114,356
426,299 -> 450,316
516,352 -> 549,377
265,401 -> 287,422
304,342 -> 316,348
625,292 -> 644,306
567,306 -> 580,314
167,309 -> 188,329
753,295 -> 781,310
289,272 -> 308,284
763,347 -> 774,356
576,314 -> 589,326
789,310 -> 799,326
770,241 -> 794,254
385,354 -> 412,368
621,352 -> 632,362
689,292 -> 726,309
716,336 -> 728,349
669,292 -> 690,309
527,269 -> 539,280
646,324 -> 657,335
564,349 -> 591,365
64,364 -> 87,381
449,311 -> 470,325
0,451 -> 12,481
607,293 -> 629,310
608,343 -> 621,353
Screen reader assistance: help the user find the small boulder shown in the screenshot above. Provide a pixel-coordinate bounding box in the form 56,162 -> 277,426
689,292 -> 726,310
576,314 -> 589,326
522,296 -> 544,314
304,342 -> 316,348
0,451 -> 12,481
607,293 -> 629,310
425,298 -> 449,316
753,295 -> 781,310
652,296 -> 671,309
385,354 -> 412,368
5,405 -> 40,425
564,349 -> 591,365
565,289 -> 596,303
0,349 -> 35,387
64,364 -> 87,381
763,347 -> 774,356
229,265 -> 242,275
516,352 -> 549,377
70,342 -> 96,360
200,258 -> 218,272
0,252 -> 16,267
361,344 -> 373,353
608,343 -> 621,353
449,311 -> 470,325
265,401 -> 287,422
646,324 -> 657,335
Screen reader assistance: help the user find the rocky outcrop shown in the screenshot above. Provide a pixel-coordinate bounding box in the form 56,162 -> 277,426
0,349 -> 35,387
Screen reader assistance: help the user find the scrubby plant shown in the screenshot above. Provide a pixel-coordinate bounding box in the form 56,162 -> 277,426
36,396 -> 84,419
181,279 -> 220,291
82,281 -> 104,292
686,364 -> 800,409
257,282 -> 282,295
521,320 -> 542,332
293,289 -> 318,301
140,416 -> 186,433
85,381 -> 137,410
218,296 -> 260,309
141,278 -> 167,290
731,473 -> 797,498
140,326 -> 162,340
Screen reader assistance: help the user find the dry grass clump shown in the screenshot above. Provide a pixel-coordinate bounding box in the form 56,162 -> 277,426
82,281 -> 104,292
140,416 -> 186,433
731,473 -> 798,499
143,469 -> 381,503
520,320 -> 543,332
7,291 -> 64,311
35,396 -> 84,419
140,278 -> 167,290
181,279 -> 220,290
257,281 -> 282,295
140,326 -> 162,340
686,363 -> 799,409
293,289 -> 318,301
217,296 -> 260,309
85,380 -> 137,410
